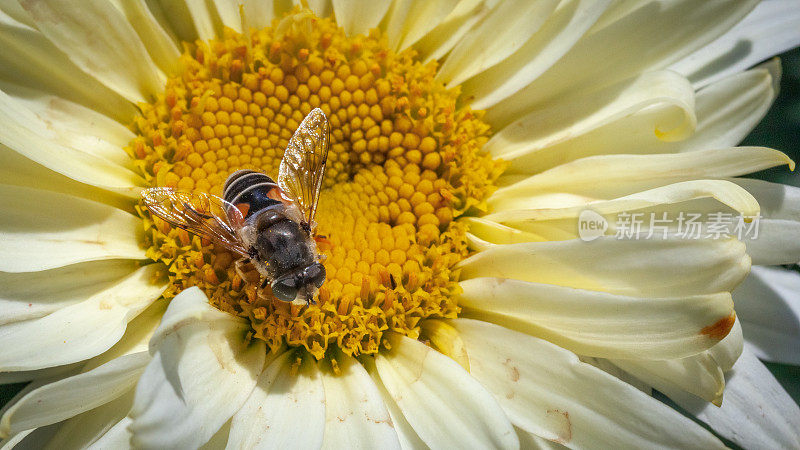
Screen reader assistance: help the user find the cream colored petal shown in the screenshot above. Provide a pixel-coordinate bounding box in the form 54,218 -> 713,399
20,0 -> 165,104
0,260 -> 144,326
463,0 -> 611,109
450,319 -> 725,448
382,0 -> 459,51
374,332 -> 518,449
0,264 -> 166,371
50,400 -> 133,450
608,319 -> 741,405
0,146 -> 132,212
458,236 -> 749,297
661,348 -> 800,449
516,426 -> 567,450
486,0 -> 758,126
733,266 -> 800,365
2,81 -> 135,156
0,364 -> 80,385
486,180 -> 759,231
678,60 -> 779,151
0,12 -> 136,123
669,0 -> 800,88
227,350 -> 325,450
436,0 -> 559,86
240,0 -> 291,30
110,0 -> 181,75
362,357 -> 427,450
413,0 -> 490,62
731,178 -> 800,265
320,354 -> 399,450
332,0 -> 390,37
491,147 -> 792,209
0,92 -> 144,198
0,0 -> 33,27
486,71 -> 695,174
129,287 -> 266,449
212,0 -> 243,33
0,353 -> 147,438
708,315 -> 743,373
609,356 -> 724,405
0,185 -> 144,272
491,63 -> 776,174
459,277 -> 735,360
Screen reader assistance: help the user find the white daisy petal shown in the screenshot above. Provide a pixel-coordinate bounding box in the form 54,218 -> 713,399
486,70 -> 695,174
240,0 -> 292,30
436,0 -> 559,86
606,318 -> 743,405
679,59 -> 779,151
0,84 -> 132,171
491,147 -> 792,208
129,287 -> 266,449
0,93 -> 144,198
0,353 -> 147,438
609,356 -> 724,405
382,0 -> 459,51
730,178 -> 800,265
362,357 -> 428,450
484,180 -> 759,233
491,63 -> 777,174
0,263 -> 165,371
661,348 -> 800,450
0,0 -> 34,27
707,315 -> 743,373
463,0 -> 612,110
320,353 -> 400,450
413,0 -> 491,63
516,426 -> 567,450
331,0 -> 391,37
733,266 -> 800,365
459,277 -> 735,360
486,0 -> 759,126
373,332 -> 518,449
110,0 -> 182,75
0,11 -> 136,122
0,147 -> 132,212
0,260 -> 144,326
0,185 -> 144,272
20,0 -> 165,103
228,350 -> 325,450
458,236 -> 749,297
211,0 -> 243,33
450,319 -> 725,448
669,0 -> 800,88
51,402 -> 133,450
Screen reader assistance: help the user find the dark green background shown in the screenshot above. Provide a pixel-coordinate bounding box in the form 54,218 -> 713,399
2,49 -> 799,428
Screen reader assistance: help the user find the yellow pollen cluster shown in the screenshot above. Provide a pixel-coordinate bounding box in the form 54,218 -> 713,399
130,10 -> 503,359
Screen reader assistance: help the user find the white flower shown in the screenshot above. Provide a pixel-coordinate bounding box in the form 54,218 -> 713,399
1,1 -> 800,449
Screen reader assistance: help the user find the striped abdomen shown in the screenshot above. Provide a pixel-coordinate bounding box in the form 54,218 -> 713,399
223,170 -> 282,219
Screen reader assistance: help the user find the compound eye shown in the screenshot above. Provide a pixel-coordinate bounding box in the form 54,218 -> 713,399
271,277 -> 298,302
303,262 -> 326,288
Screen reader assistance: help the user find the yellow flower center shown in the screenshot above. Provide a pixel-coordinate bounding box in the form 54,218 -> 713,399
129,10 -> 502,359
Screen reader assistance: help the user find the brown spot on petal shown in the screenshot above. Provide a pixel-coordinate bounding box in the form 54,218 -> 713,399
700,312 -> 736,340
547,409 -> 572,444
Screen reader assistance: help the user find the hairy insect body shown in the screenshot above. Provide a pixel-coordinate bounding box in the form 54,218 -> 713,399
141,108 -> 330,305
224,169 -> 325,303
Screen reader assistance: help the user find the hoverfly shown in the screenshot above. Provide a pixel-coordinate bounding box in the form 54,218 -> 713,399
142,108 -> 330,305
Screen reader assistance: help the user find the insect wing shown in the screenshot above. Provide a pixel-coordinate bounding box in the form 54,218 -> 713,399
141,187 -> 249,256
278,108 -> 330,228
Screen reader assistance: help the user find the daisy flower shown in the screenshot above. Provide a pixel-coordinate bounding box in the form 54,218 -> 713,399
1,0 -> 800,448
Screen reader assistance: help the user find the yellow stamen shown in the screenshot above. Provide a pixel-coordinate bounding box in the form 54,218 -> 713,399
130,9 -> 503,359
